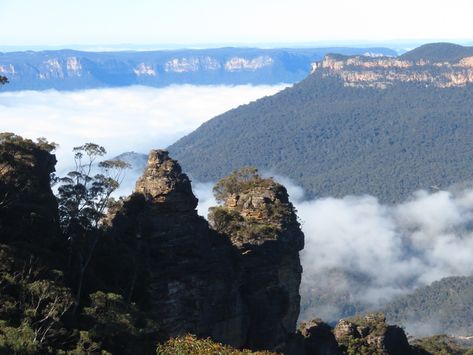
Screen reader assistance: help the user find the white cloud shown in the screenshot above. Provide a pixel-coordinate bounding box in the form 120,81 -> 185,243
0,84 -> 287,175
297,187 -> 473,324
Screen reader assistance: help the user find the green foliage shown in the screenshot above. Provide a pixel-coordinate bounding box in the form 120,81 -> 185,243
66,330 -> 110,355
213,167 -> 272,203
341,337 -> 384,355
80,291 -> 158,354
384,276 -> 473,336
411,335 -> 473,355
57,143 -> 130,234
156,334 -> 276,355
210,205 -> 280,244
56,143 -> 130,313
0,246 -> 73,354
169,73 -> 473,203
209,167 -> 297,246
0,133 -> 57,153
335,314 -> 395,355
0,136 -> 162,354
0,321 -> 38,355
345,313 -> 387,337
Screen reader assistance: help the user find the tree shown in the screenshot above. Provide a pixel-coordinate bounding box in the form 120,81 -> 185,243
212,166 -> 269,203
57,143 -> 130,313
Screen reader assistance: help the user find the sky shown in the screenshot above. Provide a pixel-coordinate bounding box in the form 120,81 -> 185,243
1,0 -> 472,49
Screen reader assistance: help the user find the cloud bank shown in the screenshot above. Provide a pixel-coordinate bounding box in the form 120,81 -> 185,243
296,188 -> 473,324
0,84 -> 287,175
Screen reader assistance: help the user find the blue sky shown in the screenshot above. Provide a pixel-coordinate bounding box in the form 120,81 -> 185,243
1,0 -> 472,48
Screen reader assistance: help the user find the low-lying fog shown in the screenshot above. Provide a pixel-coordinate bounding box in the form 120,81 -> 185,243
3,84 -> 473,335
0,84 -> 287,175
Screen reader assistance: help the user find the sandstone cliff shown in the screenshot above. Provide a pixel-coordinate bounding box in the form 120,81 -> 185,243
311,53 -> 473,88
0,133 -> 59,250
208,168 -> 305,351
109,150 -> 247,346
333,314 -> 411,355
297,314 -> 412,355
109,151 -> 305,352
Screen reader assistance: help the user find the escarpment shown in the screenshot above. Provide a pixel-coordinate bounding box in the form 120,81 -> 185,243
109,152 -> 305,351
311,50 -> 473,88
0,133 -> 60,250
208,168 -> 305,351
108,150 -> 247,346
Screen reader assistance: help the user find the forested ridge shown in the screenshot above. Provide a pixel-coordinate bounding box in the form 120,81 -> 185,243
169,73 -> 473,202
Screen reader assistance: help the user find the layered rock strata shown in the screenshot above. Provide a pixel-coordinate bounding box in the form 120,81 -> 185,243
312,54 -> 473,88
109,150 -> 305,352
208,172 -> 305,351
109,150 -> 247,346
0,134 -> 59,249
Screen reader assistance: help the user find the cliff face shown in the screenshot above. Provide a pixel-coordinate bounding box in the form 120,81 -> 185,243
109,151 -> 305,352
311,53 -> 473,88
0,47 -> 397,91
0,134 -> 59,249
109,150 -> 247,346
298,314 -> 411,355
208,172 -> 305,351
333,314 -> 411,355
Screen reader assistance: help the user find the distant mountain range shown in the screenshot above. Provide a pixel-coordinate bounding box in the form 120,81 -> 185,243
0,47 -> 397,91
168,43 -> 473,203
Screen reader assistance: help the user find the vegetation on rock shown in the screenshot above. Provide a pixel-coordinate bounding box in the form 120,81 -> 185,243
156,334 -> 277,355
209,167 -> 299,247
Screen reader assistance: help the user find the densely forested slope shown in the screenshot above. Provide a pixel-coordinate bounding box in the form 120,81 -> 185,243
169,44 -> 473,202
383,276 -> 473,337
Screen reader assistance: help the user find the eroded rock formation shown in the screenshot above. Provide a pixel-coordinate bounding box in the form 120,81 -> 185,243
299,319 -> 341,355
311,53 -> 473,88
208,169 -> 305,351
0,134 -> 59,249
333,314 -> 411,355
109,150 -> 247,346
109,150 -> 305,352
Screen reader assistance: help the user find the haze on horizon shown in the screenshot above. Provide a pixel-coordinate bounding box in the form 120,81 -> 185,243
1,0 -> 472,50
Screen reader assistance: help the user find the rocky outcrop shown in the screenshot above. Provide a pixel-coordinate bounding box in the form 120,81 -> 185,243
109,152 -> 305,352
311,53 -> 473,88
299,319 -> 341,355
109,150 -> 247,346
208,169 -> 305,351
0,133 -> 59,250
333,313 -> 411,355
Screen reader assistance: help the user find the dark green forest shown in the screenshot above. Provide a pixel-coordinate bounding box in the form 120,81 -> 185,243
384,276 -> 473,337
169,70 -> 473,203
0,134 -> 160,354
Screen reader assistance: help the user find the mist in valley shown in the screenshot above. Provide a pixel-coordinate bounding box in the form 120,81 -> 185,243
0,84 -> 287,175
